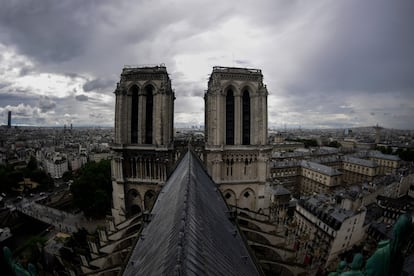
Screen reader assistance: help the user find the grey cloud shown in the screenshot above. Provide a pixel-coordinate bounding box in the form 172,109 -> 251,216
75,95 -> 88,102
38,96 -> 56,112
9,104 -> 37,117
0,82 -> 11,90
64,72 -> 86,80
0,0 -> 412,129
89,113 -> 99,118
174,96 -> 204,117
19,66 -> 33,76
173,81 -> 205,97
235,59 -> 251,66
284,0 -> 414,95
0,92 -> 38,107
0,0 -> 100,64
83,78 -> 114,92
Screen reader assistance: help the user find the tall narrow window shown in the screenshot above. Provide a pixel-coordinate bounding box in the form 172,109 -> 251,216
131,86 -> 139,143
242,89 -> 250,145
145,86 -> 153,144
132,158 -> 137,178
226,89 -> 234,145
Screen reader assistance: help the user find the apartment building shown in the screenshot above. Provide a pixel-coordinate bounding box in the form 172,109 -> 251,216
270,160 -> 300,195
45,153 -> 69,179
368,151 -> 400,175
294,194 -> 366,268
300,161 -> 342,195
342,156 -> 379,185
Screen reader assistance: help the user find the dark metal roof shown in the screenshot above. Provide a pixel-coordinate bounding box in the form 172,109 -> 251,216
123,150 -> 261,276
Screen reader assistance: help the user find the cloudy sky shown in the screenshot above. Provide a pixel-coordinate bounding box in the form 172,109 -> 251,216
0,0 -> 413,129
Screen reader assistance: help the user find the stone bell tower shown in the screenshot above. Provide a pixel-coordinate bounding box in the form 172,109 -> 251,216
111,65 -> 174,224
204,66 -> 272,212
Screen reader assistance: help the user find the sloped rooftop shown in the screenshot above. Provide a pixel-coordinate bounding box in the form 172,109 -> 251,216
123,150 -> 261,276
300,160 -> 342,176
343,156 -> 378,168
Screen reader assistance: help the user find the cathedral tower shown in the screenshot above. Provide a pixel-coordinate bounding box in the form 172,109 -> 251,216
111,65 -> 174,223
204,67 -> 272,212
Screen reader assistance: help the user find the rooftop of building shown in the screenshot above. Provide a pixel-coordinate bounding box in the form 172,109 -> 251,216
123,150 -> 261,276
211,66 -> 262,74
343,155 -> 378,168
121,64 -> 168,74
368,150 -> 401,161
268,184 -> 291,196
377,194 -> 414,210
300,160 -> 342,176
298,194 -> 362,230
270,159 -> 300,168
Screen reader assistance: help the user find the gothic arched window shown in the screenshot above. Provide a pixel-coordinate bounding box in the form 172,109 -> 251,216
131,85 -> 139,143
242,89 -> 250,145
145,85 -> 154,144
226,89 -> 235,145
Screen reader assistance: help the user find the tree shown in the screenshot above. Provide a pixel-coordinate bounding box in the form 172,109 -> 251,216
376,146 -> 393,155
62,170 -> 73,182
286,138 -> 318,148
26,156 -> 38,171
396,148 -> 414,162
0,165 -> 23,193
22,156 -> 53,191
70,160 -> 112,218
29,169 -> 54,190
328,141 -> 342,148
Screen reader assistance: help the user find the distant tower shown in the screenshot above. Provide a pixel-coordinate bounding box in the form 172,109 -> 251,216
204,66 -> 272,211
344,128 -> 349,136
373,124 -> 383,144
111,65 -> 175,224
7,111 -> 11,128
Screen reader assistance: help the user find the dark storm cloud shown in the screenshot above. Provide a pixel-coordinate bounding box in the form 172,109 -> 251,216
0,0 -> 412,128
0,0 -> 99,63
285,0 -> 414,95
75,95 -> 88,102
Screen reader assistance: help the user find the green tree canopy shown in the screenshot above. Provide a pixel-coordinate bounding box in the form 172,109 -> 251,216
0,165 -> 23,193
23,156 -> 54,191
70,159 -> 112,218
396,148 -> 414,162
286,138 -> 318,148
328,141 -> 342,148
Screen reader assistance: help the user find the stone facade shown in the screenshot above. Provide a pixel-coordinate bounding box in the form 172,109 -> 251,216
111,66 -> 175,224
204,67 -> 272,212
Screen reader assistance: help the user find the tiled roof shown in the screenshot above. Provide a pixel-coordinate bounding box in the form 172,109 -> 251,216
123,150 -> 261,276
368,151 -> 400,161
343,156 -> 378,168
300,160 -> 342,176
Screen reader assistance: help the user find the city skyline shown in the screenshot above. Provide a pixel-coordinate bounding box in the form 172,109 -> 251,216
0,0 -> 413,129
